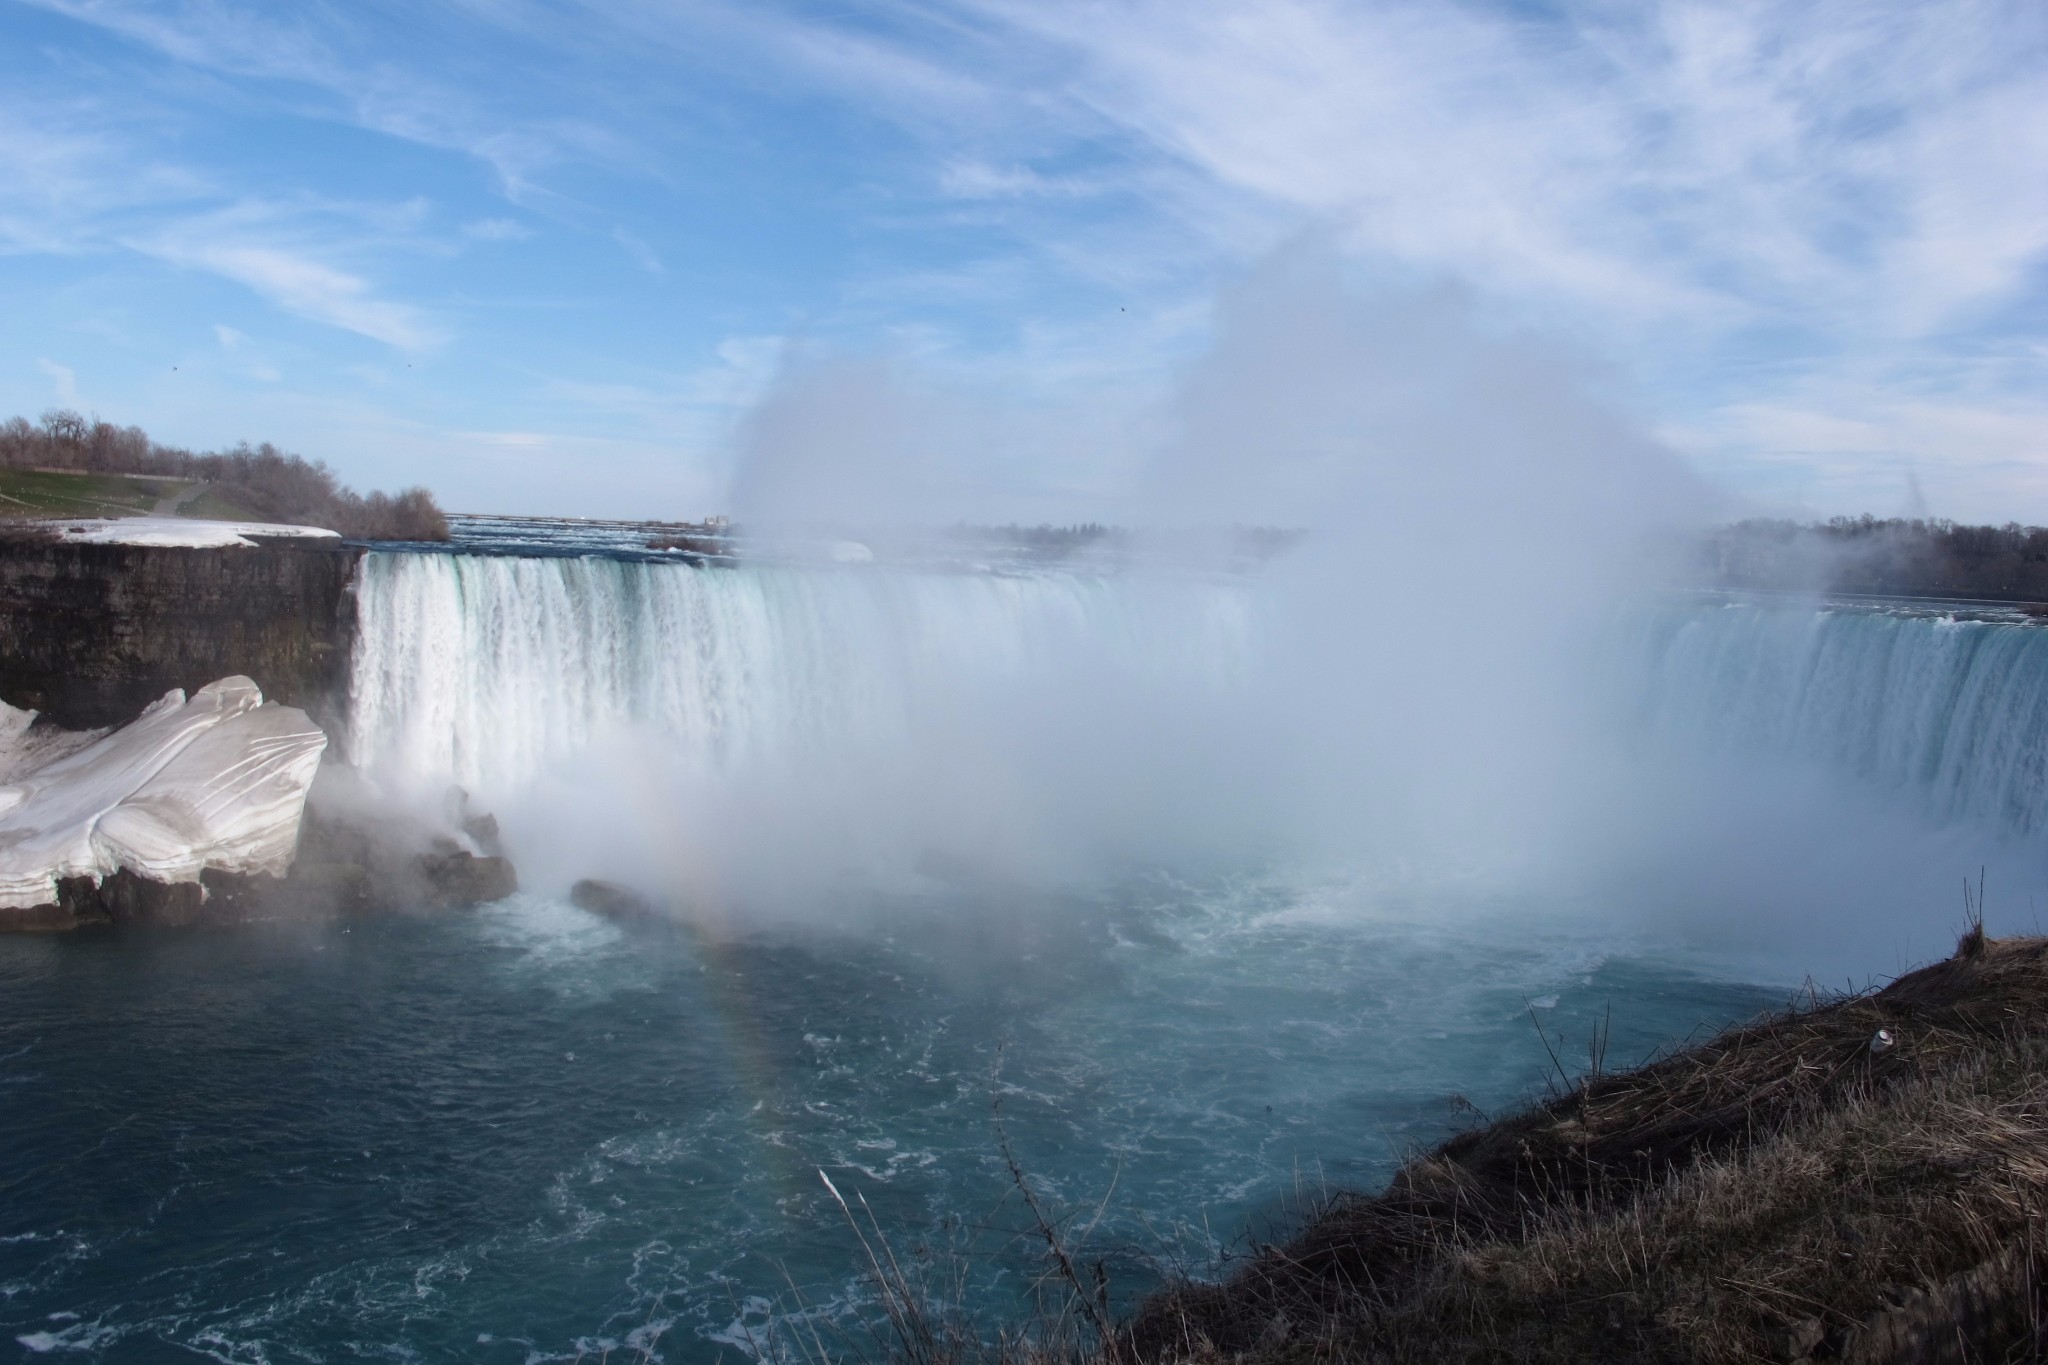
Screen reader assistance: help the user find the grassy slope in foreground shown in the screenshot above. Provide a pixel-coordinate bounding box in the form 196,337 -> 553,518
0,468 -> 264,522
1125,933 -> 2048,1365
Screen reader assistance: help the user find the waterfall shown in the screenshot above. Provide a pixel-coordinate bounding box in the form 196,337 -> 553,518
346,551 -> 2048,904
1628,602 -> 2048,836
347,550 -> 1255,802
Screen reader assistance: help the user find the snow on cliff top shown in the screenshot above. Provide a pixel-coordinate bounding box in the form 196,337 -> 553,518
51,517 -> 340,547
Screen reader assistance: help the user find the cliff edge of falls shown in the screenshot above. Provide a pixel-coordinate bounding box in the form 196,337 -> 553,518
0,534 -> 361,731
0,537 -> 517,928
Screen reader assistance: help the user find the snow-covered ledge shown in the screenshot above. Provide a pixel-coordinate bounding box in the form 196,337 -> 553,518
48,517 -> 341,548
0,677 -> 326,912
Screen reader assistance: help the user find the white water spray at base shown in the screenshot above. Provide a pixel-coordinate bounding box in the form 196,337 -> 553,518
347,551 -> 1258,900
348,551 -> 2048,962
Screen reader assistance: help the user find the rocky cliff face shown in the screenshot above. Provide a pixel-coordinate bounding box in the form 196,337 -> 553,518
0,540 -> 362,730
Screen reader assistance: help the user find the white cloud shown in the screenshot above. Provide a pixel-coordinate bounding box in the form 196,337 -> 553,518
10,0 -> 2047,516
539,333 -> 786,427
139,232 -> 440,350
23,0 -> 632,196
611,227 -> 663,274
688,0 -> 2048,513
460,430 -> 550,447
915,0 -> 2048,338
463,217 -> 529,241
0,103 -> 205,253
937,160 -> 1101,200
28,0 -> 2046,346
36,359 -> 79,405
0,78 -> 443,352
1682,377 -> 2048,522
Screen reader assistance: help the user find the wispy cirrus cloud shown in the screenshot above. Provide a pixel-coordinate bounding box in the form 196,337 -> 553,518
0,86 -> 446,351
707,0 -> 2048,513
36,358 -> 80,405
22,0 -> 638,195
889,0 -> 2048,341
23,0 -> 2047,340
136,230 -> 441,350
3,0 -> 2044,516
0,103 -> 204,253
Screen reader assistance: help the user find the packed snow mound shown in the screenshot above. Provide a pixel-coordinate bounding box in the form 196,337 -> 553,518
51,517 -> 341,548
0,702 -> 101,784
0,678 -> 326,909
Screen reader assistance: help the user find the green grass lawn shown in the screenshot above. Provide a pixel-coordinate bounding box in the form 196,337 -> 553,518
0,469 -> 260,521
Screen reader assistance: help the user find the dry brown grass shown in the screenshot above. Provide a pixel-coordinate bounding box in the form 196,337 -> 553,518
1121,934 -> 2048,1364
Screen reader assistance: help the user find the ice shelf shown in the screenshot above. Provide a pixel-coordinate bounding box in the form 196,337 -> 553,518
51,517 -> 341,548
0,677 -> 327,909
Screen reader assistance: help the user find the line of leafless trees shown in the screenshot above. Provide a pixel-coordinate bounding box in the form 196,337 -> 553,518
1708,515 -> 2048,602
0,410 -> 449,541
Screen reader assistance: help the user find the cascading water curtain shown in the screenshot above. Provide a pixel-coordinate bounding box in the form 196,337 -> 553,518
1628,603 -> 2048,834
346,551 -> 1257,801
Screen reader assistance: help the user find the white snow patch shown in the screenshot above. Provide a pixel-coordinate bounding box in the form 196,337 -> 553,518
50,517 -> 340,547
0,677 -> 327,909
0,701 -> 102,785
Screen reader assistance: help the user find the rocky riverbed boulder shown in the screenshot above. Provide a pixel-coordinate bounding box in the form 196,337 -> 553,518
570,878 -> 660,925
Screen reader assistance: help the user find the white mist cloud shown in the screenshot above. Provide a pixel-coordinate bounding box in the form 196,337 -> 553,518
538,245 -> 1695,907
724,343 -> 1150,530
1115,244 -> 1710,876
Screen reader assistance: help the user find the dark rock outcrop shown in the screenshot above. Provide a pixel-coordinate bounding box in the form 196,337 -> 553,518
1,806 -> 521,932
0,539 -> 361,730
416,844 -> 519,908
571,878 -> 661,925
287,808 -> 517,914
20,867 -> 299,930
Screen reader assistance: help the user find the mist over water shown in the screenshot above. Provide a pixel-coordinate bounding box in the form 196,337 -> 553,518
345,549 -> 2048,973
346,552 -> 1262,910
1598,600 -> 2048,971
330,249 -> 2048,982
13,256 -> 2048,1362
697,249 -> 2048,972
348,252 -> 2048,971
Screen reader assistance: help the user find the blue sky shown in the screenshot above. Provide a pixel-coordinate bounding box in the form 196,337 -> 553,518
1,0 -> 2044,521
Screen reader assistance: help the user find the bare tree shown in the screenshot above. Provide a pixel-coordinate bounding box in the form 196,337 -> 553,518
0,413 -> 450,540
